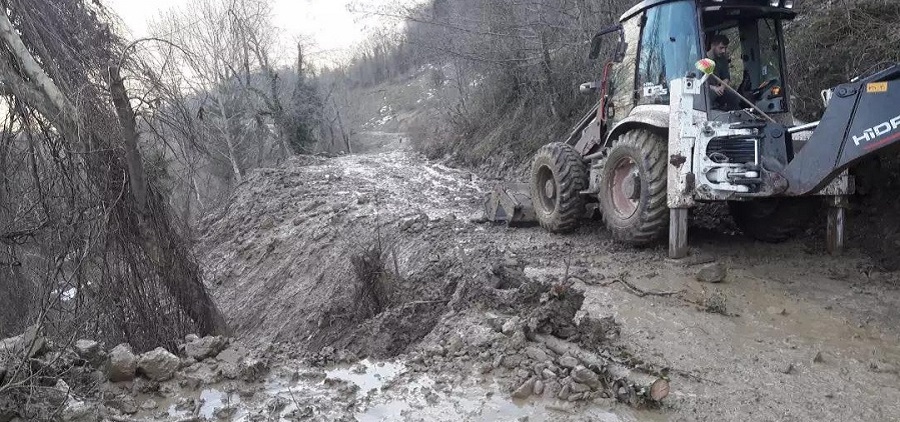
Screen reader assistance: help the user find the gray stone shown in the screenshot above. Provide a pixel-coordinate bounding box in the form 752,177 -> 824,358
567,392 -> 584,402
557,383 -> 571,400
571,366 -> 600,388
137,347 -> 180,381
512,377 -> 536,399
541,368 -> 556,380
767,306 -> 787,316
140,399 -> 158,410
507,331 -> 526,350
569,381 -> 590,393
697,263 -> 727,283
525,347 -> 548,362
445,335 -> 464,355
533,380 -> 545,396
240,357 -> 270,382
558,355 -> 579,369
61,400 -> 100,422
74,340 -> 100,364
502,317 -> 522,336
0,325 -> 46,359
105,395 -> 137,414
183,336 -> 228,361
424,344 -> 445,357
107,344 -> 137,382
501,354 -> 525,369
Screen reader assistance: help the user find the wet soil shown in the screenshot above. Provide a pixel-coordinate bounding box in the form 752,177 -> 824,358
195,132 -> 900,421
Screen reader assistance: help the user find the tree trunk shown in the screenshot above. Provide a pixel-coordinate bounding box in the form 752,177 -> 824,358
215,95 -> 244,184
109,65 -> 149,213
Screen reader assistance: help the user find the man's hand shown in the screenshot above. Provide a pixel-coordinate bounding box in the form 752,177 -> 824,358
713,85 -> 725,96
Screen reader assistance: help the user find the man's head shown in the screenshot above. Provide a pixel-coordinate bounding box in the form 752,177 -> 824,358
708,34 -> 730,58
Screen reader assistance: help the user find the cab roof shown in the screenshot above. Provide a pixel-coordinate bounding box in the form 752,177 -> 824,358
620,0 -> 797,23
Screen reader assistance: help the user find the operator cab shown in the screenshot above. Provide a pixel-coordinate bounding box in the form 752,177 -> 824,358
604,0 -> 797,127
701,1 -> 796,117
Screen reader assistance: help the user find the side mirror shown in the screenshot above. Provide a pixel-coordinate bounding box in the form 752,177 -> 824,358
580,82 -> 601,94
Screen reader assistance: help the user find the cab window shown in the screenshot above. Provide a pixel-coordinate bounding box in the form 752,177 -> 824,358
636,0 -> 702,106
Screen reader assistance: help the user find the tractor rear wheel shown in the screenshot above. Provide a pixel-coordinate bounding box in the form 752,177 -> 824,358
599,129 -> 669,246
728,198 -> 820,243
530,142 -> 588,233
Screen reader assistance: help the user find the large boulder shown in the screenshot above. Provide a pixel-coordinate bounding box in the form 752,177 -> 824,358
107,344 -> 137,382
73,340 -> 101,365
137,347 -> 180,381
0,325 -> 47,358
183,336 -> 228,361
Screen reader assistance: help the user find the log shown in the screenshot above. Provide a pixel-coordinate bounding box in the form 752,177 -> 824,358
535,334 -> 670,406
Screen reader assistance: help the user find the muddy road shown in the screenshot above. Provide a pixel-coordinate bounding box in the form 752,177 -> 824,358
195,132 -> 900,421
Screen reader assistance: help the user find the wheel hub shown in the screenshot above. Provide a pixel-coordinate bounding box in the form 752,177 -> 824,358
536,165 -> 558,213
609,157 -> 640,218
544,179 -> 556,199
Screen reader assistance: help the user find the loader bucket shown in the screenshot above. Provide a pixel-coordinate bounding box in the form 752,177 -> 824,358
482,183 -> 538,227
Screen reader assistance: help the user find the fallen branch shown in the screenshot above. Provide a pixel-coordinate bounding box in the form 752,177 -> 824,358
597,277 -> 681,298
535,334 -> 669,407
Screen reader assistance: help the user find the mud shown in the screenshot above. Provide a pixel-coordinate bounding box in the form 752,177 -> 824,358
187,131 -> 900,421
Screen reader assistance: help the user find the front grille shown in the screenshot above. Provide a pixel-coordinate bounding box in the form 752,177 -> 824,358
706,137 -> 758,164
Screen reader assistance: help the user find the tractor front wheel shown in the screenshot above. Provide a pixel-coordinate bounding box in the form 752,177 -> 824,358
530,142 -> 589,233
599,129 -> 669,246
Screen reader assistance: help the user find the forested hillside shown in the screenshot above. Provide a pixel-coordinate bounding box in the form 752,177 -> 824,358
337,0 -> 900,174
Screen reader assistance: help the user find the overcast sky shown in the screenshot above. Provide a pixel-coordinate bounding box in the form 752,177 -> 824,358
104,0 -> 407,66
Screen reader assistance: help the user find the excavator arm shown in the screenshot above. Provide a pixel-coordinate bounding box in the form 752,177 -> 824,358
783,64 -> 900,195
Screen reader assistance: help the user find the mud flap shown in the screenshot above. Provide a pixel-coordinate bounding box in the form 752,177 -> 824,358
482,183 -> 538,227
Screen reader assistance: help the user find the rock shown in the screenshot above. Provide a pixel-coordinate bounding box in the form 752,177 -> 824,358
767,306 -> 787,316
533,380 -> 545,396
0,325 -> 46,358
424,344 -> 445,357
781,363 -> 795,375
697,263 -> 727,283
507,331 -> 526,350
570,381 -> 590,393
180,357 -> 197,369
183,336 -> 228,361
137,347 -> 179,381
445,335 -> 464,355
567,392 -> 584,402
61,400 -> 100,422
512,377 -> 536,399
813,352 -> 825,364
557,383 -> 571,400
558,355 -> 579,369
501,354 -> 525,369
107,344 -> 137,382
525,347 -> 549,362
502,317 -> 522,336
140,399 -> 158,410
240,357 -> 269,382
185,334 -> 200,343
541,368 -> 556,380
105,395 -> 138,414
571,366 -> 600,388
74,340 -> 101,364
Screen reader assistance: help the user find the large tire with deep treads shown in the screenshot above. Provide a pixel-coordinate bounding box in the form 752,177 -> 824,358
728,198 -> 820,243
599,129 -> 668,246
530,142 -> 589,233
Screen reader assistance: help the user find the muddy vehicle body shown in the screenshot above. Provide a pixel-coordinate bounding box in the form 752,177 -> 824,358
488,0 -> 900,258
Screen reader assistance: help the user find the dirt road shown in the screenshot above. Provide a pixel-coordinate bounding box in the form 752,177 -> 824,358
196,132 -> 900,421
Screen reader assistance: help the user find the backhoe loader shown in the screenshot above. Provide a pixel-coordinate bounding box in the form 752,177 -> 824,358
484,0 -> 900,258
